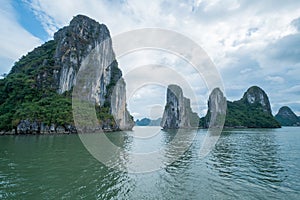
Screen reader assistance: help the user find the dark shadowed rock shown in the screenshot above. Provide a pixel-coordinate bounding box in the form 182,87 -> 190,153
161,85 -> 199,129
202,88 -> 227,128
275,106 -> 300,126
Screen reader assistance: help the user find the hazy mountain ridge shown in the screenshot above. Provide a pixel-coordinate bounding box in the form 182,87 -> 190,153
275,106 -> 300,126
135,118 -> 162,126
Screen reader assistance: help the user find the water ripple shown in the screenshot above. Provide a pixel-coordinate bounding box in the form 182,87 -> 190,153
0,128 -> 300,199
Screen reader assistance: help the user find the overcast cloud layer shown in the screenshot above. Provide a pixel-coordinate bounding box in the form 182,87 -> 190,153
1,0 -> 300,117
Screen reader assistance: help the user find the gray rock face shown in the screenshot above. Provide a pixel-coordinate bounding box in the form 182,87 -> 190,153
17,120 -> 77,134
1,15 -> 133,134
161,85 -> 199,129
110,78 -> 134,130
54,15 -> 113,95
201,86 -> 280,128
54,15 -> 133,130
242,86 -> 272,114
275,106 -> 300,126
204,88 -> 227,128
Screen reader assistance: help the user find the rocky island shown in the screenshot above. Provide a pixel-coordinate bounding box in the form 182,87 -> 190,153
201,86 -> 281,128
200,88 -> 227,128
275,106 -> 300,126
160,85 -> 280,129
0,15 -> 134,134
160,84 -> 199,129
135,118 -> 162,126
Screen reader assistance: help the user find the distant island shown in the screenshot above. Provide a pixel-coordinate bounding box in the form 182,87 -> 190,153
161,85 -> 290,129
200,86 -> 281,128
135,118 -> 162,126
0,15 -> 298,135
275,106 -> 300,126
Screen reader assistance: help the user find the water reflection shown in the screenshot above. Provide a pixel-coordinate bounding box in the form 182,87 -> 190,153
103,127 -> 197,173
0,135 -> 133,199
1,128 -> 300,199
209,129 -> 285,185
162,129 -> 196,172
208,134 -> 238,178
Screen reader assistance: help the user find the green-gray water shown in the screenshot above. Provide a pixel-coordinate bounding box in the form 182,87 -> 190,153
1,127 -> 300,199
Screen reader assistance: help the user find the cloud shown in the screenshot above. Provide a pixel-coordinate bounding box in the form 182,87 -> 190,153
127,84 -> 166,119
265,76 -> 285,84
0,0 -> 42,74
291,17 -> 300,31
131,112 -> 142,119
284,85 -> 300,93
119,49 -> 207,115
267,33 -> 300,64
240,68 -> 252,74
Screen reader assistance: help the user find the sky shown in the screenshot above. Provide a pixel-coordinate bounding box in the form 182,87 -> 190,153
1,0 -> 300,118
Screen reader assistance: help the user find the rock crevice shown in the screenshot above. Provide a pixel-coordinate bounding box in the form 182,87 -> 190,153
54,15 -> 134,131
161,85 -> 199,129
0,15 -> 134,134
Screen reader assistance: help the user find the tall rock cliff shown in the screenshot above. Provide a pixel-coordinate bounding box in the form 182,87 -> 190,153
161,85 -> 199,129
54,15 -> 114,99
110,78 -> 134,130
200,86 -> 280,128
209,86 -> 280,128
201,88 -> 227,128
275,106 -> 300,126
55,15 -> 133,130
0,15 -> 133,134
241,86 -> 272,114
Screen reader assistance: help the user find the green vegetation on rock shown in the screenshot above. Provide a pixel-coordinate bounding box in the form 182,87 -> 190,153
275,106 -> 300,126
0,41 -> 72,132
225,100 -> 281,128
200,86 -> 281,128
0,15 -> 133,134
